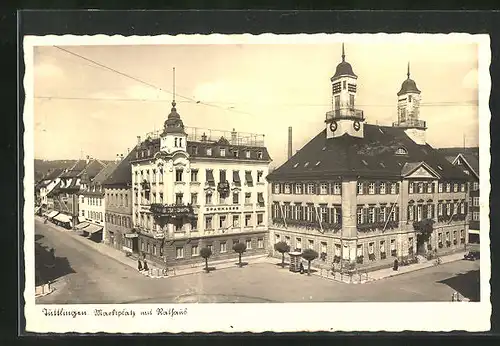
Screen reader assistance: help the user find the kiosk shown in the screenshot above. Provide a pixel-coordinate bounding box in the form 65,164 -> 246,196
288,251 -> 302,273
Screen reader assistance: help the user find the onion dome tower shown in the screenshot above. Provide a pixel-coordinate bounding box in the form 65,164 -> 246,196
160,68 -> 187,153
326,43 -> 365,139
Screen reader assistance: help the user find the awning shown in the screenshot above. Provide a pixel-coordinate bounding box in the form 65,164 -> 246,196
75,222 -> 90,230
54,213 -> 72,223
233,170 -> 241,186
245,171 -> 253,186
47,211 -> 59,219
78,216 -> 86,223
468,229 -> 480,235
124,232 -> 138,238
206,170 -> 215,186
85,224 -> 103,234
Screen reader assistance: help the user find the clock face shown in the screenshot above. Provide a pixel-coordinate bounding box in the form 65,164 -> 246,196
353,121 -> 361,131
329,121 -> 338,132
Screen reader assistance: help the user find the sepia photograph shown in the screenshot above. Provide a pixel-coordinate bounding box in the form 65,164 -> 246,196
23,33 -> 490,333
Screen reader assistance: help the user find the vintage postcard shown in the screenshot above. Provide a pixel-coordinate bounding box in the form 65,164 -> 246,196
23,33 -> 491,333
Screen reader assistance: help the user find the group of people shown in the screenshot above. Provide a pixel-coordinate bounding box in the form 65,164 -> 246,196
137,259 -> 149,272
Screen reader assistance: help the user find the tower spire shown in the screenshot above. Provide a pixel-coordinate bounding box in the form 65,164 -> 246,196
407,61 -> 410,79
341,43 -> 345,62
172,67 -> 176,108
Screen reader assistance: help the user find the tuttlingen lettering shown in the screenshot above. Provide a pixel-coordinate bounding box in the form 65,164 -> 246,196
156,307 -> 188,317
42,308 -> 87,318
94,308 -> 136,318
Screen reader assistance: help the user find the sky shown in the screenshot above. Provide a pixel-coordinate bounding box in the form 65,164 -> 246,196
32,41 -> 479,167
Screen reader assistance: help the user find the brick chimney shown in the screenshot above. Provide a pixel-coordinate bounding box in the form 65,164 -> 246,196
137,136 -> 141,147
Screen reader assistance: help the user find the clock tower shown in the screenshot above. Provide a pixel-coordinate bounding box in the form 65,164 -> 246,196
325,43 -> 365,139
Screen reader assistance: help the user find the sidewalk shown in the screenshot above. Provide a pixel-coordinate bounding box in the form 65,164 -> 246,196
309,251 -> 467,284
36,216 -> 268,279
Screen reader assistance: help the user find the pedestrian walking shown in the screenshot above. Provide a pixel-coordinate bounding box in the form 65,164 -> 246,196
137,259 -> 142,271
143,260 -> 149,271
299,262 -> 304,274
393,258 -> 399,271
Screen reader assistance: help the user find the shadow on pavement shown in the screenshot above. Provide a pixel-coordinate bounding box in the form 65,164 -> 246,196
437,270 -> 480,302
35,234 -> 44,242
35,240 -> 76,286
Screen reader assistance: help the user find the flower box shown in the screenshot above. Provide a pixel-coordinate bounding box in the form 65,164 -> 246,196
446,240 -> 451,247
333,255 -> 341,263
453,240 -> 457,245
460,238 -> 465,244
320,252 -> 327,262
368,253 -> 376,261
438,242 -> 443,248
391,249 -> 397,257
427,244 -> 433,251
356,256 -> 364,264
380,252 -> 387,260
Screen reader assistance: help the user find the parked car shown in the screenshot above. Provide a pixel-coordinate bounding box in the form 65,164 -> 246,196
464,251 -> 480,261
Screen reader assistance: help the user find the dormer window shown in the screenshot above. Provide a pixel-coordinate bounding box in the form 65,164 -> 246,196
220,148 -> 226,157
315,161 -> 321,166
304,162 -> 309,167
293,163 -> 299,168
206,147 -> 212,156
175,138 -> 178,147
409,95 -> 412,102
179,138 -> 183,147
233,150 -> 239,158
257,151 -> 263,159
245,150 -> 251,158
192,146 -> 198,155
395,147 -> 408,155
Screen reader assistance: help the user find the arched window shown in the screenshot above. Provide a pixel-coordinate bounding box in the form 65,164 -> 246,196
179,138 -> 183,147
174,138 -> 178,147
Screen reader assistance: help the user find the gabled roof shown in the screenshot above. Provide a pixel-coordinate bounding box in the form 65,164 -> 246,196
267,124 -> 469,182
453,153 -> 480,178
42,168 -> 64,181
401,161 -> 440,179
90,161 -> 118,185
102,147 -> 137,188
59,160 -> 87,178
79,159 -> 107,180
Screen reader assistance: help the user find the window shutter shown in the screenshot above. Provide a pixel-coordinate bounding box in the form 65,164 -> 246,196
396,183 -> 400,194
363,208 -> 368,223
375,182 -> 380,195
363,182 -> 368,195
375,207 -> 380,222
395,206 -> 400,221
423,182 -> 428,192
407,206 -> 411,221
316,183 -> 320,195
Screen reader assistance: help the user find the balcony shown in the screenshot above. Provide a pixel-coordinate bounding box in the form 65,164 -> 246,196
392,119 -> 427,129
150,203 -> 196,219
325,108 -> 364,122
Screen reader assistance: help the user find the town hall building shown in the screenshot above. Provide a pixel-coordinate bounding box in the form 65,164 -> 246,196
266,45 -> 471,272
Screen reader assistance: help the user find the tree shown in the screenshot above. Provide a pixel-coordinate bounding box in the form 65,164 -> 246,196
232,242 -> 247,267
301,249 -> 319,276
274,241 -> 290,268
200,247 -> 212,273
413,218 -> 434,253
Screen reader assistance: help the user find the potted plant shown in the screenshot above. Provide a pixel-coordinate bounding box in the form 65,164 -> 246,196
391,249 -> 397,257
301,249 -> 319,276
356,255 -> 364,264
274,241 -> 290,268
320,252 -> 327,262
380,251 -> 387,260
333,255 -> 341,263
446,240 -> 451,247
438,242 -> 443,248
368,253 -> 376,261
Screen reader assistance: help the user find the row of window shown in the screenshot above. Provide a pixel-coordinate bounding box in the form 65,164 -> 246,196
81,196 -> 102,206
104,192 -> 130,207
273,182 -> 343,195
106,212 -> 132,228
81,210 -> 103,222
275,230 -> 465,256
136,212 -> 265,231
409,181 -> 466,194
137,145 -> 265,160
272,203 -> 342,224
135,168 -> 265,185
356,206 -> 400,224
137,191 -> 265,206
357,181 -> 400,195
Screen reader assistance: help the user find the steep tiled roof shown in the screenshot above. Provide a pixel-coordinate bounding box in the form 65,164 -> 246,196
102,148 -> 137,188
459,153 -> 480,177
130,137 -> 271,163
267,124 -> 470,181
43,168 -> 64,181
79,159 -> 107,180
59,160 -> 87,178
91,161 -> 119,185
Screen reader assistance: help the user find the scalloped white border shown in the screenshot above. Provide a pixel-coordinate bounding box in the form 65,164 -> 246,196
23,33 -> 491,333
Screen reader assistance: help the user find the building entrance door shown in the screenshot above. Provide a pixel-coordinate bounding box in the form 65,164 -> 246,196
416,233 -> 427,255
132,238 -> 139,253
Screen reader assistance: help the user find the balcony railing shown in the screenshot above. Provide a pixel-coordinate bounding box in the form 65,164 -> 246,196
325,108 -> 364,121
144,126 -> 265,147
392,119 -> 427,129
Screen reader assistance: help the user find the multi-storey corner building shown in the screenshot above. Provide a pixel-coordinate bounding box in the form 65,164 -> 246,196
438,147 -> 480,244
47,157 -> 106,228
129,99 -> 271,267
102,150 -> 136,252
266,45 -> 471,272
76,160 -> 119,241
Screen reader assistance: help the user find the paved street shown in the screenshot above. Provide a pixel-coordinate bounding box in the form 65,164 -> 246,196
35,219 -> 480,304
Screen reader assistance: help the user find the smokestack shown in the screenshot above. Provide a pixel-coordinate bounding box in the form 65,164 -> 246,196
116,154 -> 120,163
231,128 -> 237,145
137,136 -> 141,147
288,127 -> 293,159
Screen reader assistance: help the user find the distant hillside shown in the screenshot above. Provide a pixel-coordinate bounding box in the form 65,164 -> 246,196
34,159 -> 115,182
